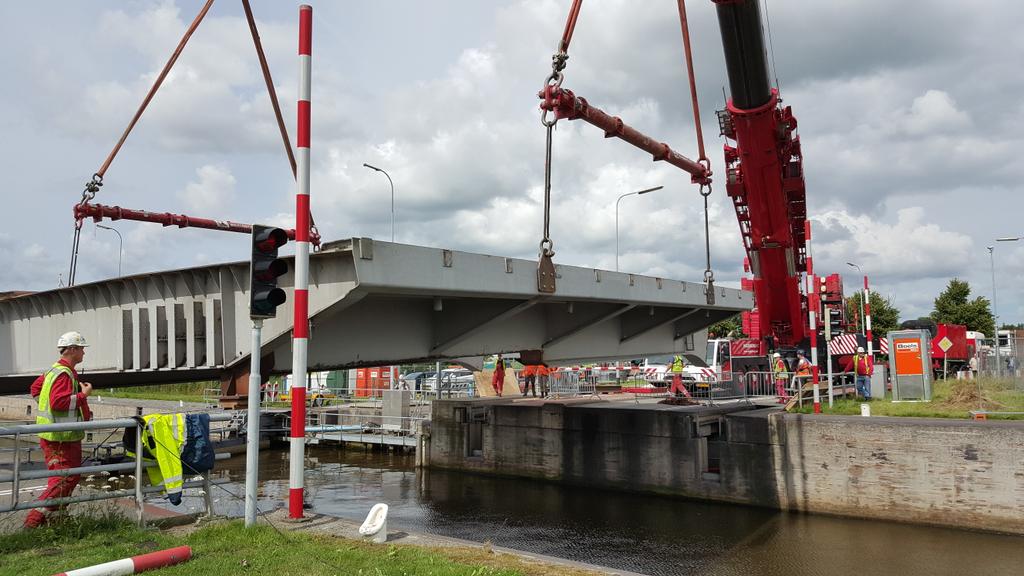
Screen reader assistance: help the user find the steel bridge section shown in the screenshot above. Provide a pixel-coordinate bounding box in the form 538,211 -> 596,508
0,238 -> 751,394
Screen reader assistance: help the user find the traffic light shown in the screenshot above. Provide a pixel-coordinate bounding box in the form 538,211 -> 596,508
250,225 -> 288,319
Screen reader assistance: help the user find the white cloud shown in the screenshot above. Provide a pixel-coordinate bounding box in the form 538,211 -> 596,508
178,164 -> 237,214
902,90 -> 971,135
812,207 -> 972,281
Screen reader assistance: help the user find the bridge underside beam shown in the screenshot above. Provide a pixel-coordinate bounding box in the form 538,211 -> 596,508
0,238 -> 752,394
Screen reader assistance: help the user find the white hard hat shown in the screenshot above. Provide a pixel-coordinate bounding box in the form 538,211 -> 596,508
856,346 -> 865,353
57,331 -> 88,348
773,352 -> 781,358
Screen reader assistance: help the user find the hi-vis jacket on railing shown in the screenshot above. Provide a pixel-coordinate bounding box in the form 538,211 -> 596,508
126,413 -> 215,506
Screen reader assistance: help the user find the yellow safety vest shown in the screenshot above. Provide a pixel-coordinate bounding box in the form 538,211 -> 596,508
126,413 -> 186,499
670,357 -> 685,373
773,358 -> 787,377
36,363 -> 84,442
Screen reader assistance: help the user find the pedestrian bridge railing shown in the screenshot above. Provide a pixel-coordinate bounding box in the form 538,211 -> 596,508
0,411 -> 234,526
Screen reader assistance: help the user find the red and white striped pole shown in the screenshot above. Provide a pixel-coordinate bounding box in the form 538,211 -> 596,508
805,221 -> 821,413
864,275 -> 873,358
289,4 -> 312,520
57,546 -> 192,576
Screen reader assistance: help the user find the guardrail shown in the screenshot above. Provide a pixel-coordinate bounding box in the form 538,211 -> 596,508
0,412 -> 234,526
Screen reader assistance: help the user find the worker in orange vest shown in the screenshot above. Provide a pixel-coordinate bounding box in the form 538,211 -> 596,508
795,351 -> 813,383
492,354 -> 505,397
522,364 -> 537,397
536,364 -> 550,398
853,346 -> 873,400
772,352 -> 789,401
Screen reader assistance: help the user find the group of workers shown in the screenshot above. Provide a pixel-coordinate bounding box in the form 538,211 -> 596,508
772,346 -> 874,401
491,354 -> 554,398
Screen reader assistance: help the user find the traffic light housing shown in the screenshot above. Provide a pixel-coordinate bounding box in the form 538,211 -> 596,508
250,225 -> 288,319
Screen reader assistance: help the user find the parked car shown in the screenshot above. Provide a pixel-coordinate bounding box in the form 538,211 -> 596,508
438,369 -> 475,394
399,371 -> 437,392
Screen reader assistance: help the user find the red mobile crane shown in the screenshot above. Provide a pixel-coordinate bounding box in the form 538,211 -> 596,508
539,0 -> 853,375
710,0 -> 857,373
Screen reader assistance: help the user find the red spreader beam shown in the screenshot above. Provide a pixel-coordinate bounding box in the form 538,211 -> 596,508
539,86 -> 712,186
74,203 -> 321,247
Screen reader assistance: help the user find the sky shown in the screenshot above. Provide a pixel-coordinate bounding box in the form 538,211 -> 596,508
1,0 -> 1021,328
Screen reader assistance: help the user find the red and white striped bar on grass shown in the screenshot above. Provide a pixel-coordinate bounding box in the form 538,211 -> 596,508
56,546 -> 191,576
290,3 -> 312,520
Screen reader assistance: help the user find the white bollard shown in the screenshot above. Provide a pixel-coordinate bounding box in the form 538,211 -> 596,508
860,403 -> 871,417
359,503 -> 389,544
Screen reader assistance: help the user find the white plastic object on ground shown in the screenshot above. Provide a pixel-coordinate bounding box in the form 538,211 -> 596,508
359,502 -> 389,544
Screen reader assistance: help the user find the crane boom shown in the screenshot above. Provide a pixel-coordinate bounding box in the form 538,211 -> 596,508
713,0 -> 808,348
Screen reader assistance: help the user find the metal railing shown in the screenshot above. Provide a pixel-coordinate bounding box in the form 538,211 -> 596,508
0,412 -> 233,526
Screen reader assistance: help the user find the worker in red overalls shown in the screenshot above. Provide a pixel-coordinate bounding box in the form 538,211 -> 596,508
492,354 -> 505,397
24,331 -> 94,529
669,355 -> 691,398
772,352 -> 789,402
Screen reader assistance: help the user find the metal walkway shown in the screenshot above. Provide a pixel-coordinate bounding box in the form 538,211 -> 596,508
0,238 -> 751,393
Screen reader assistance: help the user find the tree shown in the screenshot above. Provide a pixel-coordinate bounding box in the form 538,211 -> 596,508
708,313 -> 745,339
930,278 -> 995,336
845,291 -> 900,336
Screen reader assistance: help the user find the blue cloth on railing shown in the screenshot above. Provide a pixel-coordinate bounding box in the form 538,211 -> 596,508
181,413 -> 214,474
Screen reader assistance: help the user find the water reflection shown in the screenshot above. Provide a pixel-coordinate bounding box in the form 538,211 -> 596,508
203,447 -> 1024,576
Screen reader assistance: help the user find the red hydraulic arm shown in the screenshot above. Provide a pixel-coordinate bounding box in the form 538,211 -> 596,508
74,203 -> 320,247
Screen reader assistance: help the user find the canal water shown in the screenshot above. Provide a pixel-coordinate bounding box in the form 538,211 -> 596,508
192,446 -> 1024,576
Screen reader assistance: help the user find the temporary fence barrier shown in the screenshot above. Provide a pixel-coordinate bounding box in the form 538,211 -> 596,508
0,412 -> 234,526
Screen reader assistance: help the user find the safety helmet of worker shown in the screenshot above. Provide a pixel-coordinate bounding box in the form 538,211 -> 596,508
856,346 -> 865,354
773,352 -> 781,358
57,331 -> 89,349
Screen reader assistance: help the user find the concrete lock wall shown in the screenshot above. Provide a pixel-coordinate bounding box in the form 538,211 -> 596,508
428,400 -> 1024,535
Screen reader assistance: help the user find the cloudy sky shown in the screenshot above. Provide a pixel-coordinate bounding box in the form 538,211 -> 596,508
2,0 -> 1021,326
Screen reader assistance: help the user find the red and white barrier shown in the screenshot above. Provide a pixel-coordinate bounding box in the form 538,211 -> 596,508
290,4 -> 312,520
863,275 -> 873,357
55,546 -> 191,576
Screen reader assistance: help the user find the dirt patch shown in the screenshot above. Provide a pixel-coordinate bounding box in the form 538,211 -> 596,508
940,379 -> 1004,411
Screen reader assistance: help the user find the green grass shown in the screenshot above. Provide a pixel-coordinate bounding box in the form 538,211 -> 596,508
792,377 -> 1024,419
0,513 -> 599,576
102,382 -> 212,404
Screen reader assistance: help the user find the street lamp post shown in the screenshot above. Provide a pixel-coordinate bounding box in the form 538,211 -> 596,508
846,262 -> 866,336
615,185 -> 664,272
363,163 -> 394,242
988,245 -> 1000,377
995,237 -> 1022,376
96,224 -> 123,277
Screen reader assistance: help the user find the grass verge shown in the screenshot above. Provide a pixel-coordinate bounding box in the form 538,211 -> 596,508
0,513 -> 602,576
102,382 -> 211,404
792,377 -> 1024,419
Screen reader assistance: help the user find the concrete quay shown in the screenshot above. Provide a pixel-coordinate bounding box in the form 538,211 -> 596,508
426,396 -> 1024,535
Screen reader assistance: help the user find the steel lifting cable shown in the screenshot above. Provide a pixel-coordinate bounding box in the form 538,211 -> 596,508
676,0 -> 716,304
536,0 -> 583,294
241,0 -> 320,249
68,0 -> 217,286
